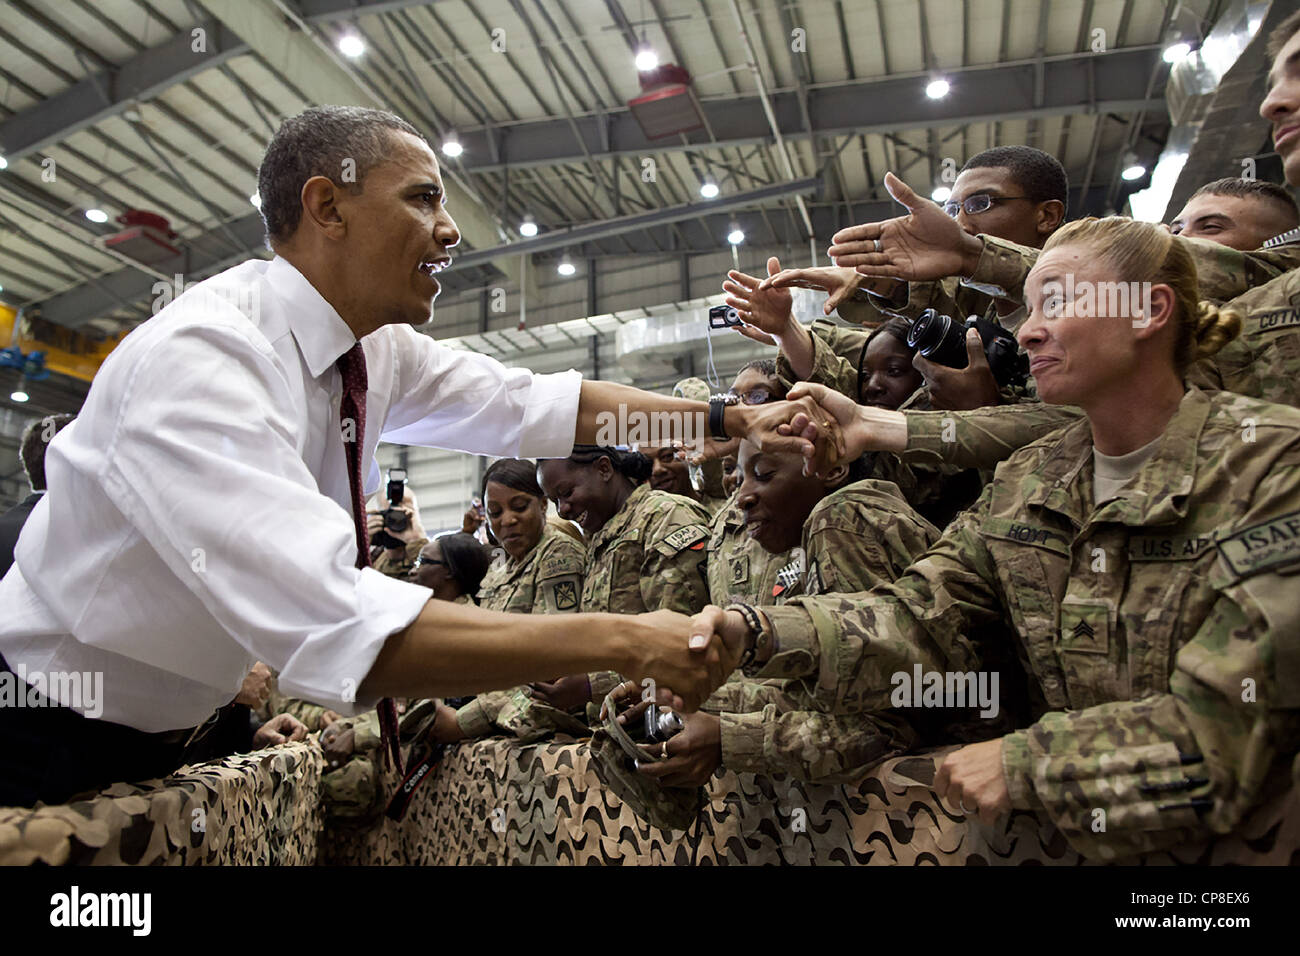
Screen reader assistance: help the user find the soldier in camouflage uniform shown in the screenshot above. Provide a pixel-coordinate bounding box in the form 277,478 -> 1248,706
706,361 -> 794,606
632,440 -> 944,789
538,445 -> 711,709
441,458 -> 587,743
712,218 -> 1300,861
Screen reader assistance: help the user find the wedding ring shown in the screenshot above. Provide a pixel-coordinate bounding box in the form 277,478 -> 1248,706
874,238 -> 882,253
960,800 -> 975,814
661,742 -> 669,759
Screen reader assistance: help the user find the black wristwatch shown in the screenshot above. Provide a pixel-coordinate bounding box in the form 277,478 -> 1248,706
708,392 -> 740,441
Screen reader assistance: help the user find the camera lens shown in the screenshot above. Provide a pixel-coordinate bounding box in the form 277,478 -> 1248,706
907,309 -> 969,369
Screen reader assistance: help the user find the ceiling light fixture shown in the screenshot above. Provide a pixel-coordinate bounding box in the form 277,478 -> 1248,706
338,34 -> 365,58
925,78 -> 950,100
519,216 -> 538,238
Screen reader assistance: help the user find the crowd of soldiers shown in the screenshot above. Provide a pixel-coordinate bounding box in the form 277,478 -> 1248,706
240,13 -> 1300,863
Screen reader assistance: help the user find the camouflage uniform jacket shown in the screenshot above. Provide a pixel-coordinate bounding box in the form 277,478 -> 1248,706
582,482 -> 711,702
476,524 -> 586,616
759,387 -> 1300,860
456,526 -> 587,739
962,233 -> 1300,308
706,495 -> 793,606
800,479 -> 941,597
1188,263 -> 1300,408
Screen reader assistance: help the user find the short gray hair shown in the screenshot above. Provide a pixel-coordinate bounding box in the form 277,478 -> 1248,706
256,106 -> 424,246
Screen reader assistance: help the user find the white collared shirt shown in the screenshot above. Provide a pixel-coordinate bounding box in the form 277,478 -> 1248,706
0,256 -> 581,731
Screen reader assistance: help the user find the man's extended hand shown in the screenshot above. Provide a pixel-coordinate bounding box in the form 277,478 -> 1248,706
622,608 -> 744,712
915,328 -> 1002,410
235,661 -> 273,709
828,172 -> 984,281
934,738 -> 1012,825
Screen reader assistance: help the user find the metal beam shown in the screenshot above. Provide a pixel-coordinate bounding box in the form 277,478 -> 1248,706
0,0 -> 438,161
38,213 -> 268,328
450,177 -> 821,268
453,47 -> 1165,173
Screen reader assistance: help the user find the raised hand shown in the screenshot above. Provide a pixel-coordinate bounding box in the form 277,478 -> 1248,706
828,172 -> 984,281
722,256 -> 797,338
759,264 -> 882,315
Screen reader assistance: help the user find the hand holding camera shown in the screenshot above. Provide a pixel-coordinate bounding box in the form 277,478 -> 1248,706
907,309 -> 1030,410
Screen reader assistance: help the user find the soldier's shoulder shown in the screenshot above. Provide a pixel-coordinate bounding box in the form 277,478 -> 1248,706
535,528 -> 587,577
806,479 -> 910,533
1202,389 -> 1300,436
640,488 -> 712,523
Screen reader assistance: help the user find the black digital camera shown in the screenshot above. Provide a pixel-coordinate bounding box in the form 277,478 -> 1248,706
370,468 -> 409,548
708,304 -> 744,329
907,309 -> 1030,389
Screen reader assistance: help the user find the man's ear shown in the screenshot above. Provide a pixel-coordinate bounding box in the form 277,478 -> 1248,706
1037,199 -> 1066,237
300,175 -> 346,240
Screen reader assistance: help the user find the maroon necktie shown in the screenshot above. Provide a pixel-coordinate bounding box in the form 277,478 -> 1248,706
337,343 -> 403,774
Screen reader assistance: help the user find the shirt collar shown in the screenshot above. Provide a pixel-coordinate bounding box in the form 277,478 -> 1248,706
266,255 -> 359,379
1022,388 -> 1209,528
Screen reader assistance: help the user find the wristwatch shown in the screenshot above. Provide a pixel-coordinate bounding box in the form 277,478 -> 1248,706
708,392 -> 741,441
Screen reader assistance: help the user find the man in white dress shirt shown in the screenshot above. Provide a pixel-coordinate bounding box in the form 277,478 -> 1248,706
0,106 -> 800,805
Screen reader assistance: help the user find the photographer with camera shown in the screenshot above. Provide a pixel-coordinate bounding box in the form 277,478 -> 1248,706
366,473 -> 428,578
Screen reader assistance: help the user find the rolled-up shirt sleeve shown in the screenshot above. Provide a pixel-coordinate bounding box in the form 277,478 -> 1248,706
379,326 -> 582,459
95,322 -> 430,713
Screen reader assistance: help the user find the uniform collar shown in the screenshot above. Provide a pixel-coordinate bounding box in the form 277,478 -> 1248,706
589,482 -> 652,550
267,255 -> 359,379
1021,387 -> 1210,528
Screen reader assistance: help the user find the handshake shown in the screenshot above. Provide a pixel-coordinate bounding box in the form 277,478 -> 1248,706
617,605 -> 762,713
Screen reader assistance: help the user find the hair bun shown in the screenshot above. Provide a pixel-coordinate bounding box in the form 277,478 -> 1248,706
1193,301 -> 1242,359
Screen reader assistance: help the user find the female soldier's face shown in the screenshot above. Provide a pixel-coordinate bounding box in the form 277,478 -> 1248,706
484,480 -> 545,561
860,333 -> 924,409
537,458 -> 617,538
1020,242 -> 1142,408
735,439 -> 834,553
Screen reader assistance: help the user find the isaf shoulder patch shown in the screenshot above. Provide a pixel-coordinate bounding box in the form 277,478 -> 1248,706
1216,510 -> 1300,580
659,524 -> 709,554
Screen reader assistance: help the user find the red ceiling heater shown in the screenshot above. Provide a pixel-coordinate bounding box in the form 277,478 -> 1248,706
102,210 -> 182,265
627,64 -> 707,139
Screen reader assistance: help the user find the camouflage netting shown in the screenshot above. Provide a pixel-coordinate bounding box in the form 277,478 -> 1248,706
326,738 -> 1300,865
4,737 -> 1296,865
0,741 -> 325,866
